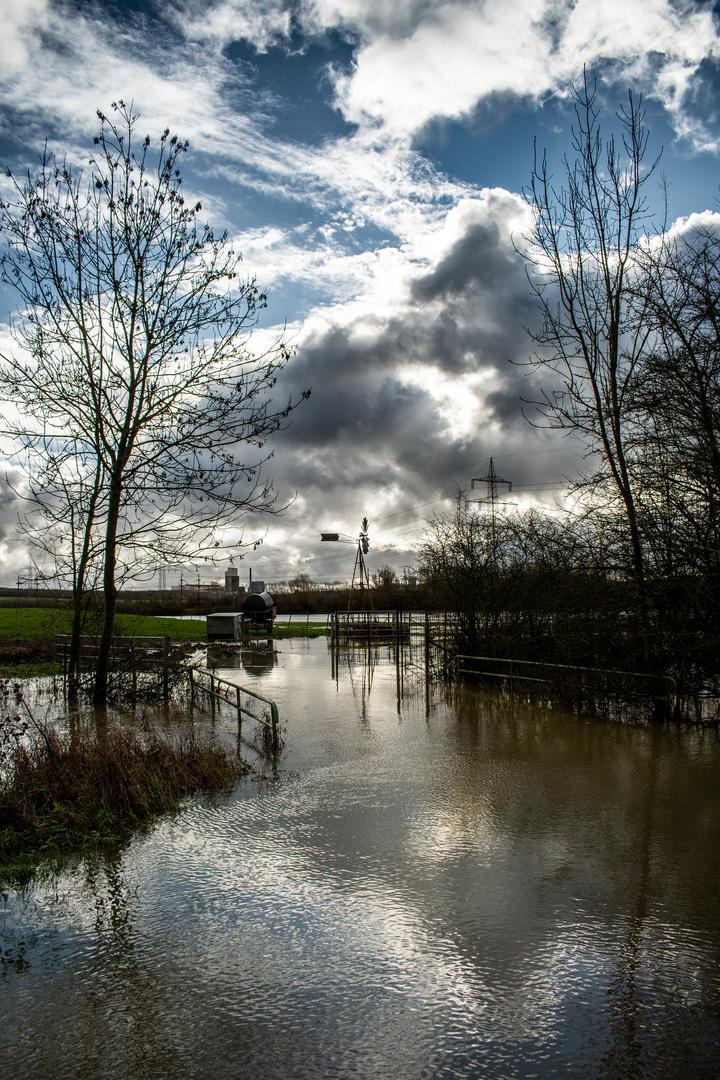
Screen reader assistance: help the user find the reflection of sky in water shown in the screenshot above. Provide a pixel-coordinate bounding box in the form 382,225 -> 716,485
1,638 -> 720,1079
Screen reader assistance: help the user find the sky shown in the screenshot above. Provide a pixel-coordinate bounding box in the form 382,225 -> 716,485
0,0 -> 719,590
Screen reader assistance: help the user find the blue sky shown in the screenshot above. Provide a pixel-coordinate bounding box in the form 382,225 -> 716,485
1,0 -> 719,588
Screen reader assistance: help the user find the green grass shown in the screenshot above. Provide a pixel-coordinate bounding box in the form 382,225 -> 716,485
273,623 -> 328,639
0,607 -> 207,641
0,607 -> 70,640
0,606 -> 328,644
114,613 -> 208,640
0,663 -> 62,678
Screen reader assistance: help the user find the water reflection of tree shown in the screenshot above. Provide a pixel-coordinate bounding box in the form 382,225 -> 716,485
76,851 -> 187,1076
601,726 -> 659,1079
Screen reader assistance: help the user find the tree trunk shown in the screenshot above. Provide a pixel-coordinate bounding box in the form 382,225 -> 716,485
93,474 -> 122,705
67,587 -> 85,703
68,460 -> 103,702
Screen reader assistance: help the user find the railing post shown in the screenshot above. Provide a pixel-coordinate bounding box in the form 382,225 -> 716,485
236,686 -> 242,730
162,635 -> 170,700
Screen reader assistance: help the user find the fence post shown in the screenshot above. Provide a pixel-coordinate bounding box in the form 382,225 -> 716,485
424,610 -> 430,680
163,635 -> 170,700
236,686 -> 242,731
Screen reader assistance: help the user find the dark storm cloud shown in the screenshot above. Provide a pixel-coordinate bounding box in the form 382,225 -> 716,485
264,201 -> 561,559
238,202 -> 583,581
0,473 -> 24,581
276,207 -> 542,470
411,220 -> 509,301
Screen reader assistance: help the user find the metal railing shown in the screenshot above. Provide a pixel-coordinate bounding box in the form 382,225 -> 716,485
189,664 -> 279,743
55,633 -> 175,698
456,654 -> 676,703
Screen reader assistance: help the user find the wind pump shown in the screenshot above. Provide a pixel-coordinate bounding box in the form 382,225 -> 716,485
320,516 -> 374,612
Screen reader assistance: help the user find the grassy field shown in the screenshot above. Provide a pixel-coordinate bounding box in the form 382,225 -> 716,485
0,607 -> 208,641
0,607 -> 328,643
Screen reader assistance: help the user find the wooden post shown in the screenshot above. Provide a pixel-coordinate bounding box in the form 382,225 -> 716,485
424,610 -> 430,680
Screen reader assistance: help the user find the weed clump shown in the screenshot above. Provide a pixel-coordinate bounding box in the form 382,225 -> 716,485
0,722 -> 248,875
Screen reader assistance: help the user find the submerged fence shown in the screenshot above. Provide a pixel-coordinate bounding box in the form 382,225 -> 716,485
55,634 -> 180,699
456,654 -> 678,716
189,664 -> 280,744
326,610 -> 691,719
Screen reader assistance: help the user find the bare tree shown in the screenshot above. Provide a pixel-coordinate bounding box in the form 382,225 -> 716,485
628,228 -> 720,685
371,564 -> 397,589
636,228 -> 720,533
521,74 -> 662,626
289,572 -> 313,593
0,102 -> 308,703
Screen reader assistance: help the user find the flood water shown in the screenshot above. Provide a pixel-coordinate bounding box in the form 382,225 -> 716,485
2,637 -> 720,1079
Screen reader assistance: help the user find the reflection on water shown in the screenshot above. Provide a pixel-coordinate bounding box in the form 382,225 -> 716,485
1,638 -> 719,1079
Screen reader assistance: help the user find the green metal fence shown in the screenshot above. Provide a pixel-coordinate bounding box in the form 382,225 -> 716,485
189,664 -> 279,742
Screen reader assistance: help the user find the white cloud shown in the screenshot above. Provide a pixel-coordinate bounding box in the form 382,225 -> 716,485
0,0 -> 50,78
333,0 -> 553,139
159,0 -> 292,50
322,0 -> 720,148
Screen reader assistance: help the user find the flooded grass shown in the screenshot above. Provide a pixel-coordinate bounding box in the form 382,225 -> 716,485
0,718 -> 248,882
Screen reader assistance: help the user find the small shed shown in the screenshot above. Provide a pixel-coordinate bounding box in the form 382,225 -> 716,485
206,612 -> 241,641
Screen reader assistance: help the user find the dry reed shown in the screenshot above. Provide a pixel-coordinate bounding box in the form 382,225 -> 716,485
0,724 -> 248,872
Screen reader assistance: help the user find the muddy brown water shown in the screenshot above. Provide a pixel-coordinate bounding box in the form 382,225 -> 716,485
1,637 -> 719,1079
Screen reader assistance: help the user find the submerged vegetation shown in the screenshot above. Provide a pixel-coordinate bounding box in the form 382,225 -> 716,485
0,693 -> 247,880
